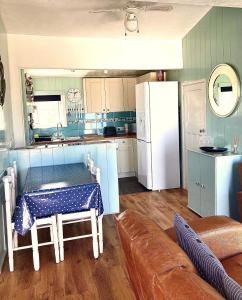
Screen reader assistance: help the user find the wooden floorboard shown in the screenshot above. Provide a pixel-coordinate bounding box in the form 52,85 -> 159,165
0,189 -> 199,300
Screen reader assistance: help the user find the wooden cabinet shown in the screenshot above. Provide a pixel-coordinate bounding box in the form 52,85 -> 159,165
83,77 -> 136,113
83,78 -> 105,113
123,78 -> 136,111
188,150 -> 242,220
105,78 -> 124,112
115,138 -> 135,178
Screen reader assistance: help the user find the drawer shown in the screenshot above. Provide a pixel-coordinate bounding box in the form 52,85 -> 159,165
115,138 -> 133,146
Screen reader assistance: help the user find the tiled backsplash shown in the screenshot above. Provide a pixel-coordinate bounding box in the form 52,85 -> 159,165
30,111 -> 136,142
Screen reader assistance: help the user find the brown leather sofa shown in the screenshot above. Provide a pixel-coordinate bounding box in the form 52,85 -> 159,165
115,209 -> 242,300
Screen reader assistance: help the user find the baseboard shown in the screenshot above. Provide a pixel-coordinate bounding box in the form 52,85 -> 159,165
118,172 -> 136,178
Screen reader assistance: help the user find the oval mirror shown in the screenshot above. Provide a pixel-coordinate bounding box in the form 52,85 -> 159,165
208,64 -> 240,117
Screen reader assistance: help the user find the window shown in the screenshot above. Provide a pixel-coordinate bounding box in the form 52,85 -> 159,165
32,92 -> 67,129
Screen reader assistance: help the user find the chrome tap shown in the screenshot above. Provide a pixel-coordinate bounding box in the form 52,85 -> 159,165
56,122 -> 63,139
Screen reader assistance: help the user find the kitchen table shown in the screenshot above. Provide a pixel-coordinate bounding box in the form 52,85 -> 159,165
14,163 -> 103,235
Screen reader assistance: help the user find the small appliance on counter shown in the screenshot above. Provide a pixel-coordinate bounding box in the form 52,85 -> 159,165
128,122 -> 136,134
34,134 -> 52,142
103,126 -> 117,137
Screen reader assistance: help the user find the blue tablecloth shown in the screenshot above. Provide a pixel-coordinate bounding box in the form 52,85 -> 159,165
14,163 -> 103,236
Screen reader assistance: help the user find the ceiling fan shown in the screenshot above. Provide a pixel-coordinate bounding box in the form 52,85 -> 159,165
89,1 -> 173,36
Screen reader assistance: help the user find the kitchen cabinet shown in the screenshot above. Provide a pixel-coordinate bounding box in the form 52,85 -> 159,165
83,78 -> 106,113
115,138 -> 135,178
123,78 -> 136,111
83,77 -> 136,113
188,149 -> 242,220
105,78 -> 124,112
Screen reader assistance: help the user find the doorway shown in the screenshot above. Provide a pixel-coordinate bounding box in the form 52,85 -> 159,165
181,80 -> 206,189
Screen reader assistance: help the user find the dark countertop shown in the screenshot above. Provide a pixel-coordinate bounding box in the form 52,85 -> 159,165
31,133 -> 136,147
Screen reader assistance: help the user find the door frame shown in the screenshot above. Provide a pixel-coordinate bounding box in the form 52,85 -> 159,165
181,79 -> 207,189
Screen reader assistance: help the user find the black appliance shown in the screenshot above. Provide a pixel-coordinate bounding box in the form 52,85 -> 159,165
103,126 -> 117,137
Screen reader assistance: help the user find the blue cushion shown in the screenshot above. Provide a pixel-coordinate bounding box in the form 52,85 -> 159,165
174,214 -> 242,299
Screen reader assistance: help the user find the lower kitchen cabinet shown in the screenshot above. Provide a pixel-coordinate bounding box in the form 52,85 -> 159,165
115,138 -> 136,178
188,149 -> 242,220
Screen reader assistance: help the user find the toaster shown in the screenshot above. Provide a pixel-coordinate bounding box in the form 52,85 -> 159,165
103,126 -> 117,137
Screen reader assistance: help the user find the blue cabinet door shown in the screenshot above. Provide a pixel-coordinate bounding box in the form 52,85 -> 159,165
188,151 -> 201,214
200,155 -> 215,216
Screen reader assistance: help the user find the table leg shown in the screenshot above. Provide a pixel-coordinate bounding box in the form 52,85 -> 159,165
57,214 -> 64,261
91,208 -> 99,259
98,215 -> 103,254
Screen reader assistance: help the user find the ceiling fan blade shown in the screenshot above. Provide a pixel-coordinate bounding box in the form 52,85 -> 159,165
145,5 -> 173,11
89,8 -> 122,14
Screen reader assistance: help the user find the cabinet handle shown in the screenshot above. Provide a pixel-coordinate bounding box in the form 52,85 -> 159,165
103,109 -> 106,112
201,184 -> 205,189
195,181 -> 200,186
107,109 -> 110,112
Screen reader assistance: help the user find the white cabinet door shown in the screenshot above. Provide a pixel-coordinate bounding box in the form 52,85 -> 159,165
116,139 -> 135,176
123,78 -> 136,111
105,78 -> 124,112
84,78 -> 106,113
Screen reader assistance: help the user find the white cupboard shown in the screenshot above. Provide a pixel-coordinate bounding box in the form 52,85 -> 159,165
188,149 -> 242,220
105,78 -> 124,112
83,77 -> 136,113
123,78 -> 136,111
115,138 -> 135,178
83,78 -> 106,113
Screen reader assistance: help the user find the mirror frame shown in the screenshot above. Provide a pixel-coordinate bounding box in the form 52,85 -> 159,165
208,64 -> 240,117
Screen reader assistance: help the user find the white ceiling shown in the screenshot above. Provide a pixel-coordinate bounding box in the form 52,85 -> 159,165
0,1 -> 241,39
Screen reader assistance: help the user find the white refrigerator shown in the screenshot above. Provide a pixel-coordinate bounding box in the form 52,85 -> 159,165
136,81 -> 180,190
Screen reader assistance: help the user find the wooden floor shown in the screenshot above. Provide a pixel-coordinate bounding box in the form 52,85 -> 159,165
0,189 -> 199,300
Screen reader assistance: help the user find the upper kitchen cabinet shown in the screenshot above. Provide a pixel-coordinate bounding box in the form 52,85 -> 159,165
104,78 -> 124,112
83,77 -> 136,113
83,78 -> 106,113
123,78 -> 136,111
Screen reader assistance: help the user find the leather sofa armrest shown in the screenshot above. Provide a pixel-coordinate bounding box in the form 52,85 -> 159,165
237,191 -> 242,221
153,268 -> 224,300
165,215 -> 242,260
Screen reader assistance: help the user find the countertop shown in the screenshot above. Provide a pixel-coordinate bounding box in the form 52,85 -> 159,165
188,148 -> 242,157
29,133 -> 136,148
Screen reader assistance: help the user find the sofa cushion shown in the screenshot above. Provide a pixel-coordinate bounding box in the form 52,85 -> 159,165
166,215 -> 242,260
222,254 -> 242,286
175,214 -> 242,300
174,213 -> 226,296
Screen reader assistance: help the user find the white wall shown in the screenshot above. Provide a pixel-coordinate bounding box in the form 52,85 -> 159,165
7,34 -> 183,147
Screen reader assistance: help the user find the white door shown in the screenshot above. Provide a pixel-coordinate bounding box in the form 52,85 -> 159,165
136,83 -> 151,142
137,139 -> 152,189
182,80 -> 206,189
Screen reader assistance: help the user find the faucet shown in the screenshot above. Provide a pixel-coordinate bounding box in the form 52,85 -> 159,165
56,122 -> 63,139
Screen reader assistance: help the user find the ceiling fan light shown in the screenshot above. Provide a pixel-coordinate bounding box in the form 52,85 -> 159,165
124,12 -> 138,32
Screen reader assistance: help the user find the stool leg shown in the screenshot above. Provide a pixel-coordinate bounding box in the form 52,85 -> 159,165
50,227 -> 53,242
51,216 -> 60,264
90,208 -> 99,259
7,226 -> 14,272
13,231 -> 18,248
31,222 -> 40,271
57,214 -> 64,261
98,215 -> 103,254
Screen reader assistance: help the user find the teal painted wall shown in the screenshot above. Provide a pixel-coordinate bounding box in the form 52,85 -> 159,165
169,7 -> 242,148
